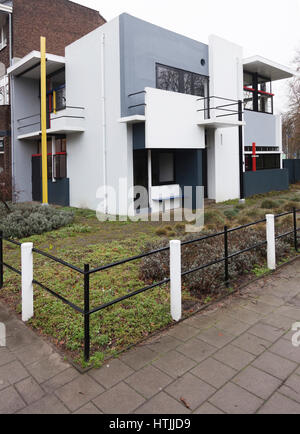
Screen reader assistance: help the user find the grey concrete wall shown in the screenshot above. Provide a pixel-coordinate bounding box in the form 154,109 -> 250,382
283,159 -> 300,184
119,13 -> 209,117
244,169 -> 289,197
244,111 -> 277,148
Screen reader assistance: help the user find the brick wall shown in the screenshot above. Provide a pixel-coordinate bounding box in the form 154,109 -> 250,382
13,0 -> 106,58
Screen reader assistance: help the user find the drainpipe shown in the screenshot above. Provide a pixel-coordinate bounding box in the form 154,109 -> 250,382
101,32 -> 107,214
8,11 -> 15,200
148,150 -> 152,211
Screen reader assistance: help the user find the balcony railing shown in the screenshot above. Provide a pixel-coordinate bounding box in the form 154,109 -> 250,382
196,96 -> 242,120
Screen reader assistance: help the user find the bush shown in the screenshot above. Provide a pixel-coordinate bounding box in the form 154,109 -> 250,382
261,200 -> 279,210
224,208 -> 239,221
0,204 -> 74,239
140,227 -> 291,297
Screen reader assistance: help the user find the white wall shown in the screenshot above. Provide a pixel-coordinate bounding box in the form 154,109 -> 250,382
65,18 -> 133,214
145,87 -> 205,150
208,35 -> 243,202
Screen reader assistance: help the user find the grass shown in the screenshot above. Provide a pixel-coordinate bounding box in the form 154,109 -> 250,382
1,184 -> 300,367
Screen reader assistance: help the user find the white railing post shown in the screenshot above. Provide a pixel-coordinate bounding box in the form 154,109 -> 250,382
266,214 -> 276,270
21,242 -> 34,322
170,240 -> 182,322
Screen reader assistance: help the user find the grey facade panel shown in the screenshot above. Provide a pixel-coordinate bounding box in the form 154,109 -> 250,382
133,123 -> 145,150
119,13 -> 209,118
244,110 -> 277,148
283,159 -> 300,184
243,169 -> 289,197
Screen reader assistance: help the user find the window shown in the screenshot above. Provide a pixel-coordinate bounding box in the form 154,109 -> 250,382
244,146 -> 279,152
0,139 -> 4,152
0,75 -> 9,106
243,71 -> 273,114
245,154 -> 280,171
152,151 -> 175,186
0,26 -> 7,51
156,64 -> 209,97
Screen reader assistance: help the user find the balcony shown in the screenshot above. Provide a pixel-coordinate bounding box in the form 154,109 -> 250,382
17,106 -> 85,140
196,96 -> 245,129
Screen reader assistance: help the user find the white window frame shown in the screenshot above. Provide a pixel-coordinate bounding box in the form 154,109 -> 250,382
0,26 -> 7,51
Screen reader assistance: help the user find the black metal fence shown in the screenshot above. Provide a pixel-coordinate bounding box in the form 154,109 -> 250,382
0,208 -> 299,362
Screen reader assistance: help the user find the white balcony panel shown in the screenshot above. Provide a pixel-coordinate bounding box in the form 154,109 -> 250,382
145,87 -> 205,150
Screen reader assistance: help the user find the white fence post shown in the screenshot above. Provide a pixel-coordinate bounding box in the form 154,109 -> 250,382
266,214 -> 276,270
170,240 -> 182,322
21,242 -> 34,322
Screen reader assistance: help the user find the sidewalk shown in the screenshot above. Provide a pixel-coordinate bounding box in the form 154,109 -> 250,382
1,259 -> 300,414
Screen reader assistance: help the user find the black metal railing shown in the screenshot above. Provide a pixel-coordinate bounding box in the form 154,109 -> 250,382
197,96 -> 243,121
0,208 -> 299,362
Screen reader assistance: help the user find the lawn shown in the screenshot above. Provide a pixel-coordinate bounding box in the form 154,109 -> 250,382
1,184 -> 300,367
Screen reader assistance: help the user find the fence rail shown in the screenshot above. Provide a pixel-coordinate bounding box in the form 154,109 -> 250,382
0,208 -> 299,362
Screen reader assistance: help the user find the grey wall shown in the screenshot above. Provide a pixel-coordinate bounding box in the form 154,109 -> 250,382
244,111 -> 277,148
283,159 -> 300,184
244,169 -> 289,197
175,149 -> 203,209
119,13 -> 209,117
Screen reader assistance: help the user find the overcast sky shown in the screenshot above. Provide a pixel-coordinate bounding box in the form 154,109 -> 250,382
73,0 -> 300,113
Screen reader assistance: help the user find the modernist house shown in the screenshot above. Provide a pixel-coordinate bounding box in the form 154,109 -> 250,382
0,0 -> 105,196
7,14 -> 295,214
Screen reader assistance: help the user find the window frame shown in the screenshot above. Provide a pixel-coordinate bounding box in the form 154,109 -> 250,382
243,71 -> 274,115
156,63 -> 209,98
152,150 -> 176,186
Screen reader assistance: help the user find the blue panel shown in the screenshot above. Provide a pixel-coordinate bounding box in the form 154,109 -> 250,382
133,123 -> 145,150
175,149 -> 203,208
243,169 -> 289,197
119,14 -> 209,118
48,179 -> 70,207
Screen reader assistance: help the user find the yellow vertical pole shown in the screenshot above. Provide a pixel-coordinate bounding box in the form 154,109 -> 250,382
40,36 -> 48,205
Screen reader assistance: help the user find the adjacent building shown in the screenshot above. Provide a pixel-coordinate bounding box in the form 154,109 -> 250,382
0,0 -> 105,196
8,13 -> 295,213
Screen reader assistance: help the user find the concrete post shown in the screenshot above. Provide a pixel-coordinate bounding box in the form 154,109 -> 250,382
21,242 -> 34,322
266,214 -> 276,270
170,240 -> 182,322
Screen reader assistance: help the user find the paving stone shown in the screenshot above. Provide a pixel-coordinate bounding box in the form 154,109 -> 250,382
231,332 -> 270,356
232,366 -> 281,400
146,335 -> 181,354
167,324 -> 200,341
125,365 -> 173,398
269,338 -> 300,364
15,377 -> 45,405
165,373 -> 216,410
55,374 -> 104,412
191,358 -> 237,389
89,359 -> 134,389
276,305 -> 300,321
74,402 -> 103,414
0,386 -> 26,414
13,341 -> 53,366
213,344 -> 255,370
214,315 -> 250,336
152,350 -> 196,378
196,327 -> 235,348
262,312 -> 294,330
135,391 -> 191,414
225,307 -> 263,325
0,347 -> 16,367
5,322 -> 40,351
93,382 -> 145,414
247,322 -> 286,342
27,353 -> 70,384
183,314 -> 218,330
18,394 -> 69,414
279,374 -> 300,404
258,294 -> 285,307
252,351 -> 297,380
120,346 -> 157,370
290,294 -> 300,308
194,402 -> 224,414
209,382 -> 263,414
241,300 -> 274,315
42,367 -> 79,394
0,360 -> 29,389
176,338 -> 216,363
258,392 -> 300,414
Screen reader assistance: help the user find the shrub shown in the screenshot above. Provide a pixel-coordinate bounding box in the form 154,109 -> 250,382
224,209 -> 239,221
139,227 -> 291,297
155,227 -> 168,236
204,211 -> 225,227
260,200 -> 279,210
0,204 -> 74,239
283,202 -> 300,212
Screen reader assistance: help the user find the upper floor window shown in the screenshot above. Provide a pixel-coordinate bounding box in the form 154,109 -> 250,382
156,64 -> 209,98
0,75 -> 9,105
0,138 -> 4,152
243,71 -> 274,114
0,25 -> 7,51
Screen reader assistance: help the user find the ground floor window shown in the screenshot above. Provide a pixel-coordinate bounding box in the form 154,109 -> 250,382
34,135 -> 67,180
245,154 -> 280,171
152,151 -> 175,186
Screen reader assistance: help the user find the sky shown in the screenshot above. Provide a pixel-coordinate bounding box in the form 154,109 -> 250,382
73,0 -> 300,113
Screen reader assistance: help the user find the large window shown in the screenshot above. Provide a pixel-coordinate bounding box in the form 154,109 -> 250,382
0,138 -> 4,152
245,154 -> 280,171
156,64 -> 209,98
243,71 -> 273,114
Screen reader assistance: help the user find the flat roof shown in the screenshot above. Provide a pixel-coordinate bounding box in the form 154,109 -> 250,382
7,51 -> 65,79
243,55 -> 296,81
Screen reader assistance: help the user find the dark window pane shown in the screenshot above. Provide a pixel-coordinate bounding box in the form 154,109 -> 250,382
156,65 -> 179,92
193,74 -> 207,97
184,72 -> 192,94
